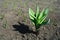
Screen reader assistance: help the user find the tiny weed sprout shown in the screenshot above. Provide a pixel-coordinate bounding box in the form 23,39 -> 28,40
4,0 -> 8,9
0,14 -> 7,28
17,9 -> 20,17
24,1 -> 27,8
13,2 -> 17,11
3,19 -> 7,28
0,14 -> 5,20
29,6 -> 50,31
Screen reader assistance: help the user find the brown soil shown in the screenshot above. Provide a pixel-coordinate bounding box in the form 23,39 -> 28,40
0,0 -> 60,40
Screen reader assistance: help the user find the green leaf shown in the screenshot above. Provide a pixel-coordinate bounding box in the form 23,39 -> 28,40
44,8 -> 49,15
40,8 -> 49,24
47,19 -> 50,24
38,8 -> 49,24
38,8 -> 45,21
29,8 -> 35,20
38,15 -> 46,24
41,19 -> 50,25
30,19 -> 35,25
36,6 -> 40,18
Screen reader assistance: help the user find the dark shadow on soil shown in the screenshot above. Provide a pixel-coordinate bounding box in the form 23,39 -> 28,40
13,22 -> 36,34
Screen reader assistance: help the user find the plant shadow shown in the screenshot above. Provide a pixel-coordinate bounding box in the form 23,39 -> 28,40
13,22 -> 36,34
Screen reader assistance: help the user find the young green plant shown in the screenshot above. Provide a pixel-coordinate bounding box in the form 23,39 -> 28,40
17,9 -> 21,17
3,19 -> 7,28
0,14 -> 7,28
29,6 -> 50,31
24,1 -> 27,8
13,2 -> 17,11
0,13 -> 5,20
3,0 -> 8,9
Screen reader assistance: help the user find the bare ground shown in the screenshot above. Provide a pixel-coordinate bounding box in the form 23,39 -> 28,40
0,0 -> 60,40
